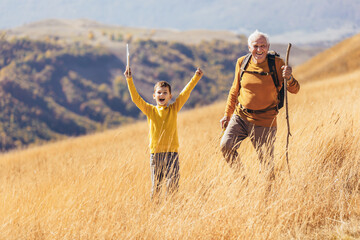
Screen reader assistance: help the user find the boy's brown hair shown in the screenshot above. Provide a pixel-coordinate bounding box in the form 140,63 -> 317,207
154,81 -> 172,94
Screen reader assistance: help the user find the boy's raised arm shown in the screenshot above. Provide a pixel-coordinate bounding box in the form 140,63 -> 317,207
174,67 -> 203,111
124,67 -> 151,115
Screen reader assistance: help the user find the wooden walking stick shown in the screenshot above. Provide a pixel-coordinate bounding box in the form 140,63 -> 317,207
284,43 -> 292,175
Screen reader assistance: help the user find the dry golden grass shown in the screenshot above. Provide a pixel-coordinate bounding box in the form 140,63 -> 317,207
0,67 -> 359,239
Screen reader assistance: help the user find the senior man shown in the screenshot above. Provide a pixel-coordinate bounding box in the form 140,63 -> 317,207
220,30 -> 300,179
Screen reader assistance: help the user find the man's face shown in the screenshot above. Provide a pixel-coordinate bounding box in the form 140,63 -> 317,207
153,86 -> 172,106
248,36 -> 269,64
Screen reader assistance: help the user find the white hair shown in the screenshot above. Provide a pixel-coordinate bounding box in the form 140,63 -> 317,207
248,30 -> 270,46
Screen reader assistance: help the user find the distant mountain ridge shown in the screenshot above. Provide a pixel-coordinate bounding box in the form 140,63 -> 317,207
5,18 -> 326,66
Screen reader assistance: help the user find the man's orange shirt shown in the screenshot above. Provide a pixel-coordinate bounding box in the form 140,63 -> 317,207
225,55 -> 300,127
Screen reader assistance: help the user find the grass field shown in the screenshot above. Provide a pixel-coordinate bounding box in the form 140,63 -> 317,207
0,61 -> 360,238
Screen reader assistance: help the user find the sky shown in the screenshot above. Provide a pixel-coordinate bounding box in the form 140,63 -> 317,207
0,0 -> 359,44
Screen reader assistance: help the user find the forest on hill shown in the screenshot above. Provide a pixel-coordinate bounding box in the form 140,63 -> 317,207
0,37 -> 249,151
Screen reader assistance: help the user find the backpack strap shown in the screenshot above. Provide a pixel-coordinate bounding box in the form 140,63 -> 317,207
267,52 -> 284,110
267,52 -> 279,87
239,53 -> 252,87
240,53 -> 277,85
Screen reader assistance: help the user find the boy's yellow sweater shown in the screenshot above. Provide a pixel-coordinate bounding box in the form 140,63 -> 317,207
126,74 -> 201,153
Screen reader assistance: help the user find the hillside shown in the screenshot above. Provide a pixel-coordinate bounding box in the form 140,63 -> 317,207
1,13 -> 360,240
0,28 -> 358,151
0,39 -> 134,150
0,58 -> 359,238
294,33 -> 360,82
0,37 -> 250,150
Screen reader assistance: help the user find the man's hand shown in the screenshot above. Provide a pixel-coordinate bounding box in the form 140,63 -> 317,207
124,66 -> 132,78
195,67 -> 203,77
281,65 -> 292,81
220,116 -> 230,129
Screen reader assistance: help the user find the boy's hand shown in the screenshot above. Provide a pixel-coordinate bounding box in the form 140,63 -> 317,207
195,67 -> 203,77
124,66 -> 132,78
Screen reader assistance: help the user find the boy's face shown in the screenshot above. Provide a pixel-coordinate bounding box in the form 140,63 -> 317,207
153,86 -> 172,106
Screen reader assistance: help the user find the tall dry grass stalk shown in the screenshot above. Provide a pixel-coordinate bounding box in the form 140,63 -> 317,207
0,70 -> 359,239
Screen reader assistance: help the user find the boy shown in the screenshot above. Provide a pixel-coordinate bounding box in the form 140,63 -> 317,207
124,66 -> 203,200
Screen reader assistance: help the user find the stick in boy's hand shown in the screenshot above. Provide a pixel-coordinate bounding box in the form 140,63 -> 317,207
124,44 -> 132,78
126,44 -> 130,68
195,67 -> 203,77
